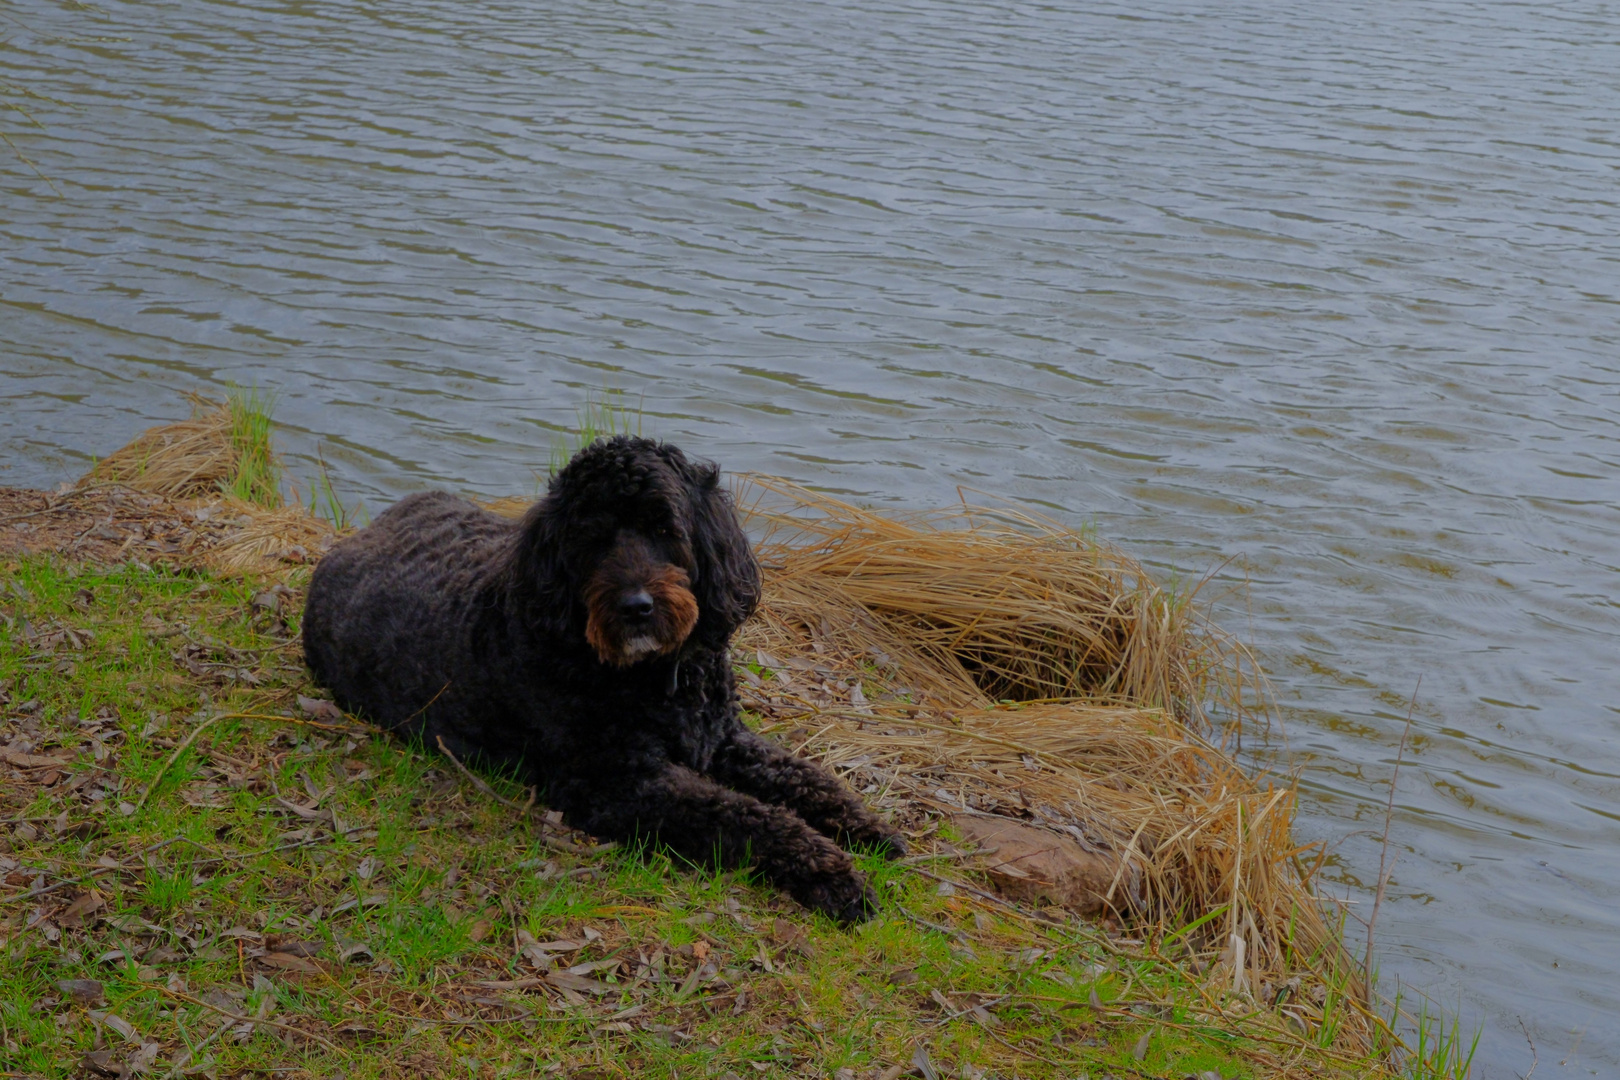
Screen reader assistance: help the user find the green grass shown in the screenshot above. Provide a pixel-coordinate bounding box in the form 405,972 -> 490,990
547,391 -> 643,477
304,450 -> 364,530
0,555 -> 1464,1079
222,387 -> 283,510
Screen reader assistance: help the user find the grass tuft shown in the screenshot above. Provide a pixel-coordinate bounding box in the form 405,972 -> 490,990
82,390 -> 284,510
304,452 -> 362,531
220,387 -> 282,510
547,390 -> 643,477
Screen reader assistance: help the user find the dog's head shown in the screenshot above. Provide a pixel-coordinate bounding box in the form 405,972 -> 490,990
513,436 -> 760,666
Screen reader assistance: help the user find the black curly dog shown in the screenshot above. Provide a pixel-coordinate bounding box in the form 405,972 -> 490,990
302,436 -> 904,923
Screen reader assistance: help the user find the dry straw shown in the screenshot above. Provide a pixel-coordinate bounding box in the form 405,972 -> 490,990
204,506 -> 335,574
734,476 -> 1359,1020
76,395 -> 333,574
81,393 -> 281,509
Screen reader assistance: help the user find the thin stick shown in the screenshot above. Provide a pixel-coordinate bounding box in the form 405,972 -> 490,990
434,736 -> 530,813
129,696 -> 373,797
1520,1016 -> 1538,1079
894,905 -> 968,942
159,1014 -> 234,1080
160,987 -> 344,1055
979,1023 -> 1072,1070
129,713 -> 227,816
1364,675 -> 1420,1000
1019,992 -> 1373,1066
0,504 -> 75,527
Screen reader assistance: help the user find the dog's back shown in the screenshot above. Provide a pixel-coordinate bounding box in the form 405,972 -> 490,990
302,491 -> 514,738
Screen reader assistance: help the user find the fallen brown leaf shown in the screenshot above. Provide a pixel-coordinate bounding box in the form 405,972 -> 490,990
546,970 -> 613,996
473,977 -> 544,991
88,1009 -> 140,1042
266,938 -> 323,958
258,951 -> 320,974
57,978 -> 106,1006
0,745 -> 72,769
58,890 -> 105,927
297,695 -> 346,724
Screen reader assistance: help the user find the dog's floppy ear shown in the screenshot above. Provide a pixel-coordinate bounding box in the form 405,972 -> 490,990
684,460 -> 760,647
511,485 -> 579,640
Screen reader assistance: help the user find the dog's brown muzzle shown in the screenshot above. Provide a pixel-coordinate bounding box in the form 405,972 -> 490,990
583,539 -> 699,666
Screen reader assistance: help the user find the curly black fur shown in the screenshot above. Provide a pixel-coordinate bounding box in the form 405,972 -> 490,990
302,436 -> 904,923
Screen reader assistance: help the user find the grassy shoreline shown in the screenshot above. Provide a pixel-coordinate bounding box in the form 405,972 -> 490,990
0,397 -> 1475,1079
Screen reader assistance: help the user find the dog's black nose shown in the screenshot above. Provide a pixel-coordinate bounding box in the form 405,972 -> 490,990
620,590 -> 655,619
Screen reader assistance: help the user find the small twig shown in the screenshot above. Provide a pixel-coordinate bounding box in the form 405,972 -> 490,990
0,491 -> 88,527
1559,1028 -> 1582,1067
160,987 -> 345,1055
1017,991 -> 1373,1066
384,1009 -> 548,1027
979,1024 -> 1069,1070
1364,676 -> 1420,999
1520,1016 -> 1538,1079
0,835 -> 192,904
130,712 -> 227,817
894,904 -> 967,942
159,1013 -> 234,1080
0,825 -> 376,907
0,129 -> 63,197
256,712 -> 372,736
434,736 -> 530,814
136,709 -> 370,809
498,892 -> 523,968
408,681 -> 453,724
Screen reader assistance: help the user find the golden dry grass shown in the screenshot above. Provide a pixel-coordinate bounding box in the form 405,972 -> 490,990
203,504 -> 335,574
75,398 -> 333,574
733,476 -> 1363,1040
80,394 -> 278,506
739,476 -> 1268,719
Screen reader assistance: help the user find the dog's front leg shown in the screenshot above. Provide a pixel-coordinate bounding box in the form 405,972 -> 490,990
566,764 -> 881,925
710,730 -> 907,859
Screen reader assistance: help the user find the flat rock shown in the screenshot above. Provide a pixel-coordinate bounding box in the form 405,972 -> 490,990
953,815 -> 1121,915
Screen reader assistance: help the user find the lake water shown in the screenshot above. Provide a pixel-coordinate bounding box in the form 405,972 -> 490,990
4,0 -> 1618,1071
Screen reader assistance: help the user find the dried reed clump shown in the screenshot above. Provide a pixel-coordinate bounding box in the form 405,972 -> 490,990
739,475 -> 1263,725
736,477 -> 1358,1031
75,395 -> 334,574
203,504 -> 335,575
79,394 -> 282,509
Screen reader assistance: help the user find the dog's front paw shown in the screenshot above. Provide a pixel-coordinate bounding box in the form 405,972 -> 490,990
799,870 -> 881,926
846,820 -> 908,861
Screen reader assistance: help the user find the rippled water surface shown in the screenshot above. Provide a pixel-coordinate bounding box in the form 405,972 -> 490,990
4,0 -> 1618,1070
